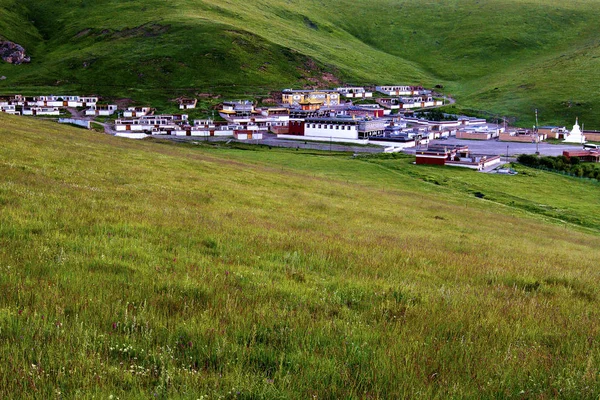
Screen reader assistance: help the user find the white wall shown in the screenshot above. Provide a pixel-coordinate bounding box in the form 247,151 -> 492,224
304,122 -> 358,140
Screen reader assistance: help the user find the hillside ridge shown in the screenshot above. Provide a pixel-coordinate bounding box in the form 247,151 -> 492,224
1,0 -> 599,126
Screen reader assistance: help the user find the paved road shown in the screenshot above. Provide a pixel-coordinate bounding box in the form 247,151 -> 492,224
104,127 -> 584,157
66,107 -> 90,119
407,137 -> 584,157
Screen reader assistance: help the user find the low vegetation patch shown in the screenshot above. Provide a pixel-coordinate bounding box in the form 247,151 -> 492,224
518,154 -> 600,181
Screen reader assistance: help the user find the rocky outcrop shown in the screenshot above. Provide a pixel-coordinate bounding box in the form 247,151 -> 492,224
0,40 -> 30,64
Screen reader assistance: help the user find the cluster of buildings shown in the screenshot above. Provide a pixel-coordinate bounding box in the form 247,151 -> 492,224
110,85 -> 448,143
457,118 -> 598,145
115,112 -> 265,140
415,144 -> 502,170
217,86 -> 448,145
279,86 -> 443,111
0,87 -> 517,151
0,94 -> 198,119
0,94 -> 118,117
4,87 -> 597,167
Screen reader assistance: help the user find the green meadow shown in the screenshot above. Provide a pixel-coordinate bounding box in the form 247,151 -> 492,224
1,114 -> 599,398
1,0 -> 600,126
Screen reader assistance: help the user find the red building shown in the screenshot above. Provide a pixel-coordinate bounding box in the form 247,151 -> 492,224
288,120 -> 305,135
562,150 -> 600,162
416,145 -> 502,170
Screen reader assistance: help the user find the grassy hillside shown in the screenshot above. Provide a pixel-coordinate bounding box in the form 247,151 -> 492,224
1,114 -> 599,398
0,0 -> 41,47
0,0 -> 599,126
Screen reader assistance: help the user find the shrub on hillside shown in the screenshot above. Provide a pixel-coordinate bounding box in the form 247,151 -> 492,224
517,154 -> 539,166
517,154 -> 599,181
539,157 -> 556,170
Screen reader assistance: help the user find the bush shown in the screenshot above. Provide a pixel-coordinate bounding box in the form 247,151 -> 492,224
517,154 -> 539,166
539,157 -> 556,169
517,154 -> 599,182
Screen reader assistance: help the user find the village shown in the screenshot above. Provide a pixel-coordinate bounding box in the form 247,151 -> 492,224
1,86 -> 599,171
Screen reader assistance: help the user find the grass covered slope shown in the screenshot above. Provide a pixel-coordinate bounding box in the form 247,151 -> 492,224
1,0 -> 600,125
0,0 -> 41,47
1,114 -> 599,398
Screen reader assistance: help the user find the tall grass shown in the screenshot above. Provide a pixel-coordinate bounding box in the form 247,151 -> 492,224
1,114 -> 599,398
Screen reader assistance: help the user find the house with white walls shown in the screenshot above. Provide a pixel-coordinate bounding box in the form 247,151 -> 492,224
179,98 -> 198,110
114,114 -> 188,132
376,86 -> 425,96
35,95 -> 98,107
335,87 -> 373,99
123,107 -> 152,118
22,107 -> 60,116
0,103 -> 19,115
85,104 -> 118,116
303,116 -> 385,140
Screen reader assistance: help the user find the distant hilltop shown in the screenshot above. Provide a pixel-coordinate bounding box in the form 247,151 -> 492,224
1,0 -> 599,127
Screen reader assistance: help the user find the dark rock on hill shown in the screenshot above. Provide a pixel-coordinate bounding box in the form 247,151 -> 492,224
0,41 -> 30,64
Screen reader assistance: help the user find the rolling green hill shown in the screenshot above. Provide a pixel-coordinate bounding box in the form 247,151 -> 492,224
1,115 -> 600,397
1,0 -> 600,126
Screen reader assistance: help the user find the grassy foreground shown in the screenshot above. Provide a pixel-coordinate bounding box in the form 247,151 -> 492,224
1,114 -> 599,398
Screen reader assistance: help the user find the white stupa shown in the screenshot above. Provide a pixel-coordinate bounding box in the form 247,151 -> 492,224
563,118 -> 586,144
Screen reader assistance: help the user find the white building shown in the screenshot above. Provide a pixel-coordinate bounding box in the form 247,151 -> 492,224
179,98 -> 198,110
376,86 -> 421,96
114,114 -> 188,132
0,104 -> 19,115
259,108 -> 289,126
399,96 -> 441,109
123,107 -> 152,118
85,104 -> 118,116
336,87 -> 373,99
304,118 -> 359,140
303,117 -> 386,140
235,131 -> 263,140
191,120 -> 246,137
22,107 -> 60,116
35,95 -> 98,107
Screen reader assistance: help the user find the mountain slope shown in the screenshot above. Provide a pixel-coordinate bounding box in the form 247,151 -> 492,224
0,0 -> 41,46
1,0 -> 599,126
